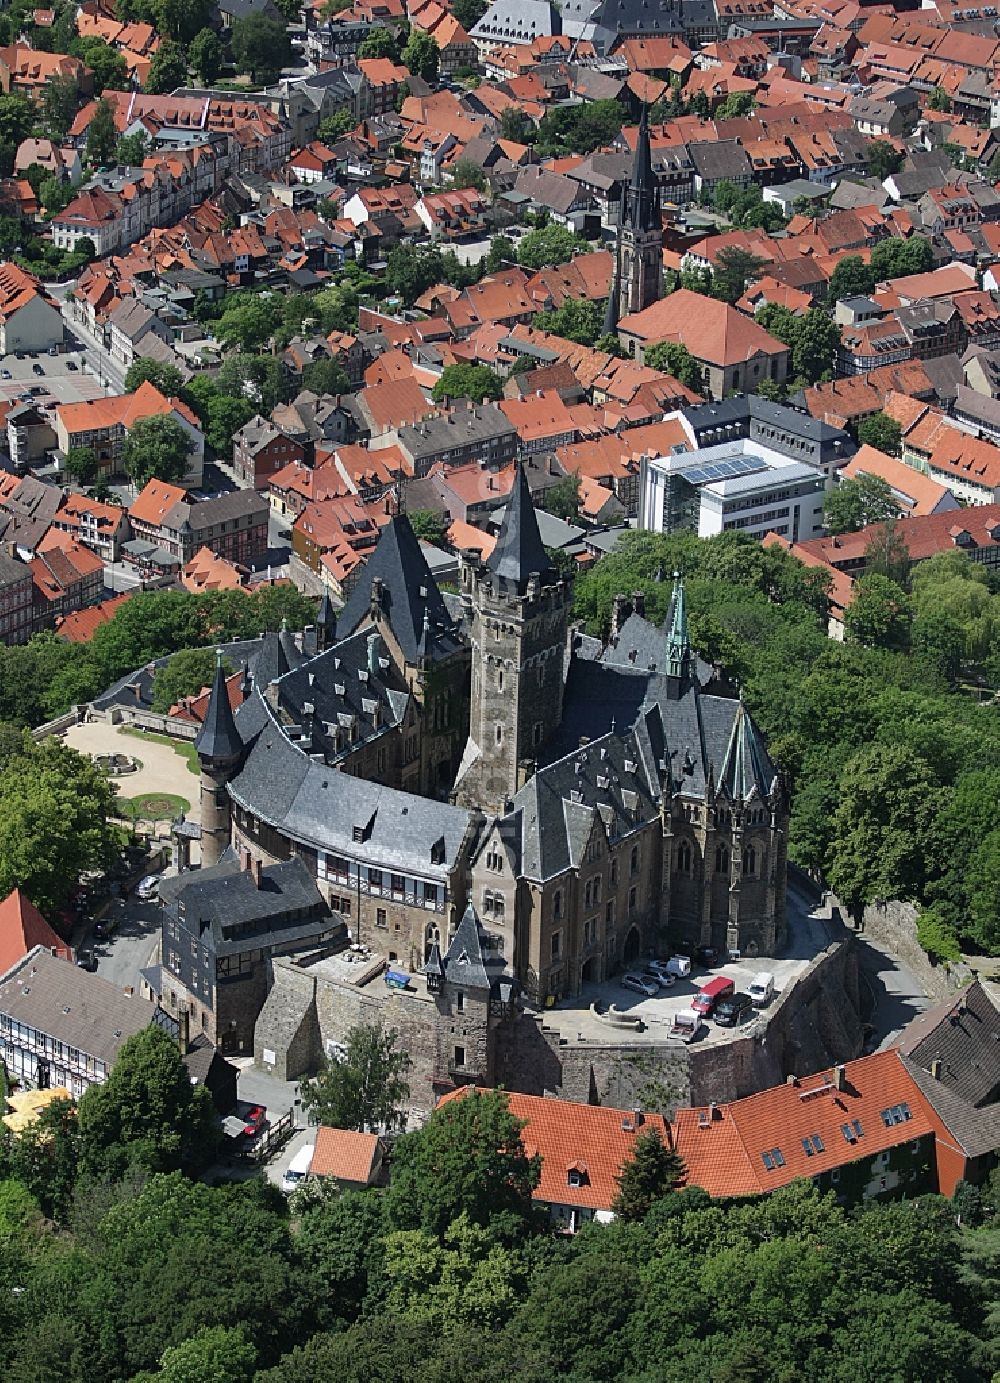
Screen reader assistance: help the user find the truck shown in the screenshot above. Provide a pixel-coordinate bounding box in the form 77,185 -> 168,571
670,1009 -> 704,1043
749,971 -> 776,1008
281,1143 -> 315,1194
691,975 -> 735,1018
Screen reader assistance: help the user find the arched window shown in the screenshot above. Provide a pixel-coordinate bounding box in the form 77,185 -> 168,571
630,845 -> 639,875
593,877 -> 601,904
742,844 -> 757,877
554,889 -> 563,920
715,845 -> 730,874
585,881 -> 592,908
677,840 -> 692,875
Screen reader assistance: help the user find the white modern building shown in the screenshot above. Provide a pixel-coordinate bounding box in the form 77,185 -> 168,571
639,439 -> 826,544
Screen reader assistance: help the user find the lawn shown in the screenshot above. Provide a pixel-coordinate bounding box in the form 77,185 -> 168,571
119,726 -> 200,775
119,792 -> 191,822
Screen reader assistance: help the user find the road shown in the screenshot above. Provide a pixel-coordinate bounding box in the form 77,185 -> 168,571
855,932 -> 930,1052
87,895 -> 160,993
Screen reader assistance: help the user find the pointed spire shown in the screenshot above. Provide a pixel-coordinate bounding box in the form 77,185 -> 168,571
317,589 -> 337,642
625,103 -> 660,234
665,571 -> 691,688
486,462 -> 557,595
719,699 -> 775,802
195,649 -> 242,763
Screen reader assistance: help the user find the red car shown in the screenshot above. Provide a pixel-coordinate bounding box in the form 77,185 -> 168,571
243,1106 -> 267,1137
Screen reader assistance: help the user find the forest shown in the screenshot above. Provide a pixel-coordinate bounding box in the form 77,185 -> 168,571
2,1034 -> 999,1383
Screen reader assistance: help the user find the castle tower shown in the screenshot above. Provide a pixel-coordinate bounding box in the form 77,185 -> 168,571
195,650 -> 243,868
616,104 -> 663,321
455,464 -> 572,816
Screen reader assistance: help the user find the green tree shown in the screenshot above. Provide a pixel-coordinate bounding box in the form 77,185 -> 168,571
0,93 -> 36,149
387,1088 -> 540,1239
644,339 -> 703,394
865,517 -> 911,587
535,99 -> 624,155
826,742 -> 941,913
869,235 -> 933,283
967,830 -> 1000,951
123,414 -> 193,486
450,157 -> 486,192
139,1326 -> 257,1383
866,139 -> 905,181
856,411 -> 903,457
486,233 -> 516,271
151,647 -> 231,713
380,1216 -> 524,1333
116,131 -> 149,167
301,356 -> 351,396
76,37 -> 129,94
928,85 -> 952,112
844,573 -> 911,650
534,296 -> 602,346
402,28 -> 439,81
3,1096 -> 80,1220
302,1020 -> 411,1133
86,96 -> 118,166
715,89 -> 755,119
827,253 -> 876,303
452,0 -> 487,26
217,353 -> 287,413
231,14 -> 292,83
757,304 -> 839,384
358,24 -> 400,60
317,106 -> 356,142
823,472 -> 899,534
431,361 -> 502,403
125,358 -> 184,395
145,40 -> 189,95
77,1026 -> 220,1178
916,905 -> 962,964
499,107 -> 533,144
407,509 -> 448,546
189,27 -> 223,84
64,445 -> 98,485
42,75 -> 79,140
711,244 -> 766,303
541,470 -> 580,522
214,295 -> 283,352
385,242 -> 444,304
516,223 -> 587,269
612,1128 -> 684,1221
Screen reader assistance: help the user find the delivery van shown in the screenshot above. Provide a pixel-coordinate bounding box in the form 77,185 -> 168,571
281,1143 -> 315,1193
691,975 -> 735,1017
748,972 -> 776,1008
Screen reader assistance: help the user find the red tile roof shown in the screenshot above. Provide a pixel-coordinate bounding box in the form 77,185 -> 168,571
438,1087 -> 669,1212
310,1126 -> 381,1182
0,888 -> 71,974
675,1050 -> 947,1198
619,288 -> 789,365
793,503 -> 1000,568
55,592 -> 131,641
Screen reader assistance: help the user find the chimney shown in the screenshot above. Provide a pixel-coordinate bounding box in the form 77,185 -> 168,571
632,589 -> 645,618
178,1007 -> 190,1053
250,857 -> 263,888
931,1057 -> 943,1080
833,1063 -> 847,1091
786,1073 -> 799,1086
709,1101 -> 721,1120
517,757 -> 535,788
632,1106 -> 643,1128
610,592 -> 629,638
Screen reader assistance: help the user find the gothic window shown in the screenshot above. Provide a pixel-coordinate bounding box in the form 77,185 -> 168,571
486,848 -> 503,872
677,840 -> 692,875
715,845 -> 729,874
593,877 -> 601,904
743,844 -> 757,877
585,881 -> 592,908
554,889 -> 563,919
630,845 -> 639,875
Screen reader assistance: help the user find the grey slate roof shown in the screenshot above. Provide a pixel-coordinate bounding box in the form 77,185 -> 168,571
897,980 -> 1000,1108
717,700 -> 777,801
195,653 -> 243,762
338,515 -> 462,665
439,902 -> 509,993
230,692 -> 477,877
0,947 -> 154,1066
902,1057 -> 1000,1158
689,140 -> 754,184
486,461 -> 556,594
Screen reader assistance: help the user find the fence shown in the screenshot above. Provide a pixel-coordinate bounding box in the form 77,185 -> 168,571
31,706 -> 85,740
247,1110 -> 295,1164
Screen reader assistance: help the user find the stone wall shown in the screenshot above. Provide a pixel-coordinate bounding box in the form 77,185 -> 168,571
856,898 -> 973,1004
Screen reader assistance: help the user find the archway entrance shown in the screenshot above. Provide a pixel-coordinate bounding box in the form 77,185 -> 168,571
623,926 -> 641,965
581,956 -> 599,985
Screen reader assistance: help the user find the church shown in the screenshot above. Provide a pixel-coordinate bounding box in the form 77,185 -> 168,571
193,469 -> 788,1010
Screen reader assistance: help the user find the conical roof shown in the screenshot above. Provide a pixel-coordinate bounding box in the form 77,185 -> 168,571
317,589 -> 337,637
195,650 -> 243,762
624,103 -> 660,234
718,700 -> 777,802
338,514 -> 454,663
486,462 -> 556,594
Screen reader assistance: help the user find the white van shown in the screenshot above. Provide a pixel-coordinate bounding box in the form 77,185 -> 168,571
665,955 -> 692,978
748,972 -> 775,1008
281,1143 -> 315,1193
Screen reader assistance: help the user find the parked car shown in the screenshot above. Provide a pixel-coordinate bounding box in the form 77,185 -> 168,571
651,956 -> 690,980
622,972 -> 659,998
642,966 -> 675,990
243,1105 -> 268,1137
696,946 -> 718,967
67,360 -> 78,371
94,913 -> 118,940
136,874 -> 160,901
31,363 -> 44,376
714,991 -> 754,1027
691,975 -> 735,1017
749,971 -> 776,1008
0,369 -> 10,379
670,1009 -> 704,1043
76,948 -> 97,971
282,1142 -> 315,1193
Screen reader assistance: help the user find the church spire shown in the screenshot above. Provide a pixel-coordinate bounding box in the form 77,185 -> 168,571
665,571 -> 691,692
624,103 -> 660,235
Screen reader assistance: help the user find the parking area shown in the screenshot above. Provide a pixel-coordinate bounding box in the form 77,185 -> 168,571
0,348 -> 110,410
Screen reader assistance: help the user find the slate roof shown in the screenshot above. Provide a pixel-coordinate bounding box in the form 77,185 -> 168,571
195,653 -> 243,762
896,981 -> 1000,1108
230,693 -> 477,877
338,515 -> 462,665
438,901 -> 509,993
158,854 -> 334,959
486,461 -> 556,594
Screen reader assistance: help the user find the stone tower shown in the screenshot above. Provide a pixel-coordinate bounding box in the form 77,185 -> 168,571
608,103 -> 663,329
195,650 -> 243,868
455,464 -> 572,816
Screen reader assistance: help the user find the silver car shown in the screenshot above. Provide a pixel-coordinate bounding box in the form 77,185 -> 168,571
622,972 -> 659,998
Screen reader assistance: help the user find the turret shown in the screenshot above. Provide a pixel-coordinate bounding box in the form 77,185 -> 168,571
195,650 -> 243,868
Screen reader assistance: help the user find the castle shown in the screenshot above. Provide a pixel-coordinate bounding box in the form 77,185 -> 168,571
192,466 -> 787,1029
